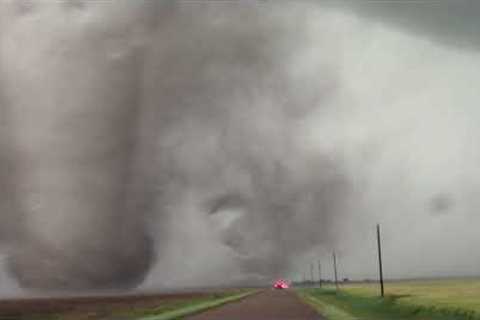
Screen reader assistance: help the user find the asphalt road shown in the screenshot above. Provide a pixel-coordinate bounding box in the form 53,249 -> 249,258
185,289 -> 324,320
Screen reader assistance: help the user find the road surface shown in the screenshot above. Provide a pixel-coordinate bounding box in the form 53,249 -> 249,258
185,289 -> 324,320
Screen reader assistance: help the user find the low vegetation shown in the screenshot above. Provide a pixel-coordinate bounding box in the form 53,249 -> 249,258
1,289 -> 255,320
136,290 -> 256,320
298,279 -> 480,320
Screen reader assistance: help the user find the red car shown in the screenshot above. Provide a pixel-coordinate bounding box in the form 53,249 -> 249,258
273,279 -> 289,289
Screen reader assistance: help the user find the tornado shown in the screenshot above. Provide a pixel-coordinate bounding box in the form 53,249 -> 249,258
0,1 -> 394,292
0,1 -> 158,291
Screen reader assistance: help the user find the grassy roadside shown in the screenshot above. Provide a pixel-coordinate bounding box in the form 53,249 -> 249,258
136,290 -> 258,320
16,290 -> 257,320
297,288 -> 356,320
297,287 -> 480,320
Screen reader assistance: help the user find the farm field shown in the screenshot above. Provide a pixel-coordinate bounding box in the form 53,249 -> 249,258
298,278 -> 480,320
0,289 -> 254,320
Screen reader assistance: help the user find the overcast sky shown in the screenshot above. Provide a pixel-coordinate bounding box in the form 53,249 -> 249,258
296,0 -> 480,281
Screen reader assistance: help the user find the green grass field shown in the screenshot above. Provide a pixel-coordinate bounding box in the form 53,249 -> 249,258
298,279 -> 480,320
344,279 -> 480,315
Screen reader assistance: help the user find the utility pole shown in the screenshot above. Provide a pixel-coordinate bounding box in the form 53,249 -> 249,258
377,224 -> 385,297
318,260 -> 322,288
310,262 -> 314,284
333,251 -> 339,292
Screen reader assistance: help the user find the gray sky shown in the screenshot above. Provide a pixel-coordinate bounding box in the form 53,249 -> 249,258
293,0 -> 480,281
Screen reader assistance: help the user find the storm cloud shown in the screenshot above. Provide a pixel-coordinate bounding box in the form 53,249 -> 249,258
1,1 -> 480,293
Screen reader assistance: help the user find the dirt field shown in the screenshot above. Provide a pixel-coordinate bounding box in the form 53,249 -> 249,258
0,291 -> 212,319
185,289 -> 324,320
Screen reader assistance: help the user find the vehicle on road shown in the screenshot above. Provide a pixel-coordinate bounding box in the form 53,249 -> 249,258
273,279 -> 289,289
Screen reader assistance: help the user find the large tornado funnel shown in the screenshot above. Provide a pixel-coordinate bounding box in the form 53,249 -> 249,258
0,1 -> 156,291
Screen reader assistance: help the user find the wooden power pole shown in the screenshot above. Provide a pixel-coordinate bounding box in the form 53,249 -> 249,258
310,263 -> 314,284
318,260 -> 322,288
377,224 -> 385,297
333,252 -> 339,291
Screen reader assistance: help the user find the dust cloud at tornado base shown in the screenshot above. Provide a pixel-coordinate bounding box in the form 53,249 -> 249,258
1,1 -> 480,293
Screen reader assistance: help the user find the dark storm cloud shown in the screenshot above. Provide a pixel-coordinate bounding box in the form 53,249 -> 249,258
340,0 -> 480,50
139,2 -> 348,284
0,1 -> 349,291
